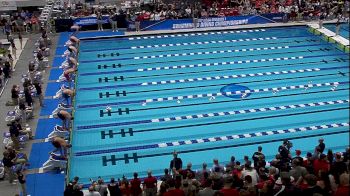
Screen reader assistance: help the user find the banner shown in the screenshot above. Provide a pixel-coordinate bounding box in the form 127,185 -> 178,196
141,14 -> 284,31
73,16 -> 110,26
0,0 -> 17,11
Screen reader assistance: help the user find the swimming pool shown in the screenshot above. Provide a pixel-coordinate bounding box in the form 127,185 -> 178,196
69,26 -> 349,184
324,23 -> 349,38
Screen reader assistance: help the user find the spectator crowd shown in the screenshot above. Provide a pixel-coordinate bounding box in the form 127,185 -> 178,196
65,139 -> 349,196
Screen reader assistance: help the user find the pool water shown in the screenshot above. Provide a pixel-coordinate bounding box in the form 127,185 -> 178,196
324,23 -> 349,38
70,26 -> 349,184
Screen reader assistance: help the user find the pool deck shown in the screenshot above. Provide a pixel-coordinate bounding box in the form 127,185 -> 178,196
307,23 -> 350,47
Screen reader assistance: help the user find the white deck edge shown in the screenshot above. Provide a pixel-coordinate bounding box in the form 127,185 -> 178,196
307,23 -> 350,47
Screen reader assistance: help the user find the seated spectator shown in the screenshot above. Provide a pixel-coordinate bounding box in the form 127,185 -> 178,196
289,159 -> 308,181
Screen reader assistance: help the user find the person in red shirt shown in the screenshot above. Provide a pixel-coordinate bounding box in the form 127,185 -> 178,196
164,179 -> 185,196
143,170 -> 157,196
313,154 -> 330,175
333,173 -> 349,196
220,176 -> 240,196
130,172 -> 142,196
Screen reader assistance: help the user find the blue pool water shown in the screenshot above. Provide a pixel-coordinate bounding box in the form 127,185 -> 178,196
324,23 -> 349,38
70,26 -> 349,184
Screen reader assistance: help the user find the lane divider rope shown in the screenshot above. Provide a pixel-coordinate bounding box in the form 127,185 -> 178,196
140,67 -> 322,86
128,29 -> 266,41
74,122 -> 349,156
76,99 -> 349,130
131,37 -> 276,50
145,82 -> 344,103
134,45 -> 290,60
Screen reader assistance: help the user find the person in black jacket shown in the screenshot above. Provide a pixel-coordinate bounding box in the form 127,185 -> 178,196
24,87 -> 33,107
33,81 -> 43,107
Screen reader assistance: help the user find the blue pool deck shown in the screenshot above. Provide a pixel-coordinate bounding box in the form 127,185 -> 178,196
29,23 -> 349,194
27,30 -> 125,196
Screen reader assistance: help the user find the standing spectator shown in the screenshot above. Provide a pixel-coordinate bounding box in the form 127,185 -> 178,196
212,159 -> 224,174
97,11 -> 104,31
196,162 -> 209,183
2,151 -> 16,184
170,151 -> 182,172
252,146 -> 264,168
24,86 -> 33,107
10,40 -> 17,60
164,179 -> 185,196
181,162 -> 195,179
33,81 -> 44,107
289,159 -> 308,181
143,170 -> 157,196
302,174 -> 326,195
318,138 -> 326,154
108,178 -> 121,196
17,170 -> 27,196
335,18 -> 341,36
95,178 -> 108,196
241,161 -> 259,186
10,85 -> 19,105
327,149 -> 334,164
293,149 -> 304,164
160,168 -> 172,184
9,120 -> 20,150
135,12 -> 142,32
18,31 -> 23,49
130,172 -> 142,196
7,53 -> 14,71
85,186 -> 101,196
0,65 -> 3,88
30,15 -> 39,33
110,10 -> 118,32
5,21 -> 11,40
16,16 -> 25,33
313,154 -> 330,175
333,173 -> 349,196
198,179 -> 215,196
329,153 -> 347,184
220,176 -> 239,196
226,156 -> 236,171
278,140 -> 291,163
3,61 -> 11,80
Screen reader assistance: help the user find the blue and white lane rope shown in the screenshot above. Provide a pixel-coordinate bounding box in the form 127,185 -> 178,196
128,29 -> 266,41
140,67 -> 321,86
76,99 -> 349,130
144,82 -> 344,103
131,36 -> 276,49
74,122 -> 349,156
136,56 -> 303,72
134,45 -> 290,60
76,81 -> 347,109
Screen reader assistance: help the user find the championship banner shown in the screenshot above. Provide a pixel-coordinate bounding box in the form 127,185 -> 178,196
73,16 -> 110,26
140,15 -> 281,31
0,0 -> 17,11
